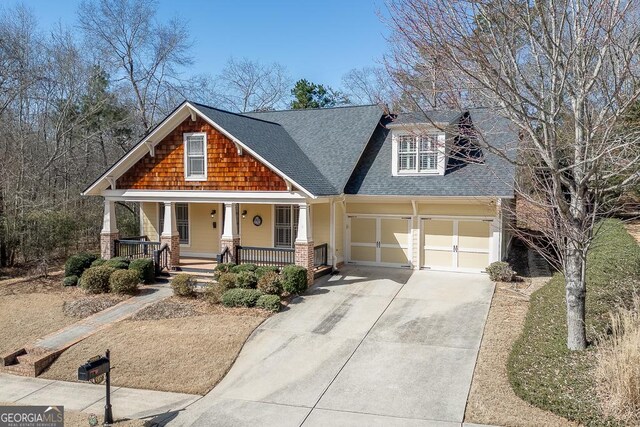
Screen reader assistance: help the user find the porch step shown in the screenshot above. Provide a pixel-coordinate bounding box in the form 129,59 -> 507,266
168,270 -> 215,287
314,265 -> 333,279
0,346 -> 62,377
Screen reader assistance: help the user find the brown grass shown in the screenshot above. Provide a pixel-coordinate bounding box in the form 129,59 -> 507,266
596,296 -> 640,424
0,274 -> 85,355
0,403 -> 146,427
41,305 -> 269,395
465,282 -> 576,427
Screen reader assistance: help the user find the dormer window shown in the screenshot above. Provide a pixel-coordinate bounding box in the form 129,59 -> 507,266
393,132 -> 445,175
184,132 -> 207,181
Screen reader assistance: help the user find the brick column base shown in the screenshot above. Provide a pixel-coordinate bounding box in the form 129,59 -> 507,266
220,237 -> 241,263
161,234 -> 180,269
295,241 -> 315,285
100,232 -> 120,259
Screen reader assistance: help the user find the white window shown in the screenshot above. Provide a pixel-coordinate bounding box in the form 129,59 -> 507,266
184,133 -> 207,180
159,203 -> 189,245
395,133 -> 440,174
274,205 -> 299,248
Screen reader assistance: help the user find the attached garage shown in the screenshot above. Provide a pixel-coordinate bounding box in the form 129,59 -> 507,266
347,215 -> 412,267
421,217 -> 493,272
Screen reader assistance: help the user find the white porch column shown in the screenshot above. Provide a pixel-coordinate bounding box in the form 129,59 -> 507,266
100,199 -> 119,259
160,202 -> 180,268
220,203 -> 240,263
295,203 -> 314,285
329,200 -> 336,269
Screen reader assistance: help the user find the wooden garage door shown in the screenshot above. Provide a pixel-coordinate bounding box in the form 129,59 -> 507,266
457,220 -> 491,269
349,216 -> 411,267
422,218 -> 492,271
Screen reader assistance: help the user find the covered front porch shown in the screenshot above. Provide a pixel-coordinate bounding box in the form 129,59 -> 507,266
99,190 -> 337,283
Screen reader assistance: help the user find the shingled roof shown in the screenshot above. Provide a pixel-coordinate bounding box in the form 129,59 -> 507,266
191,102 -> 338,196
244,104 -> 384,193
344,109 -> 516,197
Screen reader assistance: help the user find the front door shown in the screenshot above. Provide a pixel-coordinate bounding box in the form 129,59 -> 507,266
348,216 -> 411,267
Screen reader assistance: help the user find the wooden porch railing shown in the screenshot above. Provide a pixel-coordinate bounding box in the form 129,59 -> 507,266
114,238 -> 160,259
314,243 -> 328,267
216,246 -> 232,264
236,245 -> 294,267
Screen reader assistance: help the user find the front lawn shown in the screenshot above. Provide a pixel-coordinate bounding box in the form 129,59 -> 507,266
0,274 -> 127,355
508,219 -> 640,425
41,297 -> 270,395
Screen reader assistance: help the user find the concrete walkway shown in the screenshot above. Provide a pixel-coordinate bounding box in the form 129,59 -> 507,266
35,284 -> 172,351
0,374 -> 200,422
172,266 -> 494,427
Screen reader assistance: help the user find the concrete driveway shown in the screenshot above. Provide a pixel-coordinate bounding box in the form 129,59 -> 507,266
173,266 -> 494,427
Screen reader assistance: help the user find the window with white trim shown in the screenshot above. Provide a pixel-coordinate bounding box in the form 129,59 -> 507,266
396,133 -> 440,173
274,205 -> 299,248
158,203 -> 189,245
184,133 -> 207,180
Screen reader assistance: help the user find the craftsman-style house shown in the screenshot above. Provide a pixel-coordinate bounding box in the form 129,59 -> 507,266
83,101 -> 515,284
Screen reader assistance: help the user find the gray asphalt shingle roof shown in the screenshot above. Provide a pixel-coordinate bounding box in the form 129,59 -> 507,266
243,105 -> 384,193
344,109 -> 516,197
192,102 -> 337,196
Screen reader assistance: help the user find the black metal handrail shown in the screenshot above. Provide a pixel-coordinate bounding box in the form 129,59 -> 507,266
314,243 -> 328,267
114,239 -> 160,259
216,246 -> 233,264
236,245 -> 294,267
153,243 -> 170,275
120,235 -> 149,241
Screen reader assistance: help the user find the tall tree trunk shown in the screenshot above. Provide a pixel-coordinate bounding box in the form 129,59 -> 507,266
565,244 -> 587,350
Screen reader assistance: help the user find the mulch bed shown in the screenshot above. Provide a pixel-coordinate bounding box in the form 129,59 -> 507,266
63,295 -> 129,318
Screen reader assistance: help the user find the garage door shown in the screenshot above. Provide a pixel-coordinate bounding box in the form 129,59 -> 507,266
422,218 -> 491,271
349,216 -> 411,267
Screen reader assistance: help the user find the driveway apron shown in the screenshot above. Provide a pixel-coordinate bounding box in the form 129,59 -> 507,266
173,266 -> 494,427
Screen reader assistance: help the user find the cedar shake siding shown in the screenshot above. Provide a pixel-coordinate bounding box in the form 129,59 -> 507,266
117,117 -> 288,191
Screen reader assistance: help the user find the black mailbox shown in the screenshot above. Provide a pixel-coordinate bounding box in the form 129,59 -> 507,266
78,356 -> 110,381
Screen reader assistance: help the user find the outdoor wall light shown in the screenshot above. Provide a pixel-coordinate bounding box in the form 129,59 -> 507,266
241,209 -> 248,219
210,209 -> 216,218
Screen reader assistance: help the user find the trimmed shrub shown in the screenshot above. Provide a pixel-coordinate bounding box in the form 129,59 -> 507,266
91,258 -> 107,267
221,288 -> 263,307
104,257 -> 130,270
79,266 -> 115,294
256,294 -> 281,312
257,271 -> 282,295
486,261 -> 516,282
171,274 -> 196,297
281,265 -> 308,294
231,263 -> 257,273
204,280 -> 236,304
236,271 -> 258,289
63,275 -> 78,287
213,263 -> 236,280
65,253 -> 98,278
256,265 -> 279,279
217,272 -> 238,290
129,258 -> 155,284
109,269 -> 140,295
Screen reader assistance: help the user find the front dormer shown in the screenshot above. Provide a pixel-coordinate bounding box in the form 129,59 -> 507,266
389,126 -> 447,176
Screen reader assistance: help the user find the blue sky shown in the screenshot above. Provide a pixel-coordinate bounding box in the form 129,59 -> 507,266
18,0 -> 390,89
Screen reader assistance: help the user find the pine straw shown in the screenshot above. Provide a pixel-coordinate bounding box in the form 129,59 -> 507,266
596,296 -> 640,425
63,294 -> 128,318
465,282 -> 576,427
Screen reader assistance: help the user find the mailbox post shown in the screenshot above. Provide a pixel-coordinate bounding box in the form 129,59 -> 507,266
78,350 -> 113,425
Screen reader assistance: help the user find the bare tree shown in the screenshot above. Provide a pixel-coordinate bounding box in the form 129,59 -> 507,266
77,0 -> 192,131
387,0 -> 640,350
215,57 -> 291,112
342,66 -> 395,106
